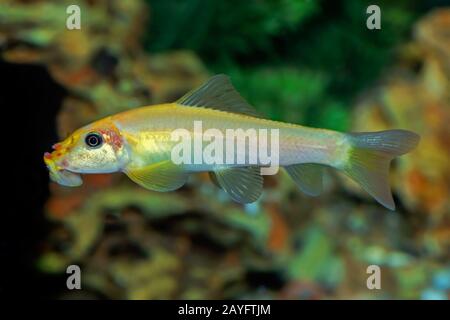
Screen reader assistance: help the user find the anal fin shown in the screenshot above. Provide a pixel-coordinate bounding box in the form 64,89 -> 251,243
284,163 -> 324,196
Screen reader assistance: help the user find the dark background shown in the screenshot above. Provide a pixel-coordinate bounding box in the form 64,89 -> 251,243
0,61 -> 66,298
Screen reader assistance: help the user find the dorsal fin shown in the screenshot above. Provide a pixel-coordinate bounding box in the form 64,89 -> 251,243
176,74 -> 261,118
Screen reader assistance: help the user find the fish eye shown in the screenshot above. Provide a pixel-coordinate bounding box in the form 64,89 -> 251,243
85,132 -> 103,148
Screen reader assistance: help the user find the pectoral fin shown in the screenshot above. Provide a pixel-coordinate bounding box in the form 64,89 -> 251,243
284,163 -> 324,196
212,166 -> 263,203
124,161 -> 188,192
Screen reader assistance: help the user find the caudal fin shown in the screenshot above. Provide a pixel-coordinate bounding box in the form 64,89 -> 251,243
344,129 -> 420,210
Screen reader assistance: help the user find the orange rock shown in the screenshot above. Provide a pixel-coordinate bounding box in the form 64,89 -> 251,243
266,205 -> 289,253
46,193 -> 85,219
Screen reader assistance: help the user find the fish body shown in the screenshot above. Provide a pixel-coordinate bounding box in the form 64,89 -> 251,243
111,103 -> 346,171
44,75 -> 419,210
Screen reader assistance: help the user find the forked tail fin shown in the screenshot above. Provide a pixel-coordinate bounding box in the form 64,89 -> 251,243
344,129 -> 420,210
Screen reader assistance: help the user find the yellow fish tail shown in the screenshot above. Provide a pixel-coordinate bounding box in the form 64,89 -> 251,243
343,129 -> 420,210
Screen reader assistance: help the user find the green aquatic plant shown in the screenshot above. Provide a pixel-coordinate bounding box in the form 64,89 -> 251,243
144,0 -> 419,131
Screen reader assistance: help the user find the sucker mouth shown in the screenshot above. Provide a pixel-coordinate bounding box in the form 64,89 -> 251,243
43,152 -> 83,187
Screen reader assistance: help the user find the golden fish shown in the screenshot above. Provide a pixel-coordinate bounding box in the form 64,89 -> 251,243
44,75 -> 419,209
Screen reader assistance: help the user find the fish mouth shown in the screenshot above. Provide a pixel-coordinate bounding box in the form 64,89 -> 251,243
43,151 -> 83,187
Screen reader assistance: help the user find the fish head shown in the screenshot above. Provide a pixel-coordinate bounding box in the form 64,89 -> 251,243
44,119 -> 129,187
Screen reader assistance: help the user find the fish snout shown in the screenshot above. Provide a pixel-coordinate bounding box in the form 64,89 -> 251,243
44,148 -> 82,187
43,147 -> 69,170
52,143 -> 63,151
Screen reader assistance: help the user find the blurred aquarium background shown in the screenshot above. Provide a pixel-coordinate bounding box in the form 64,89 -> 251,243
0,0 -> 449,299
